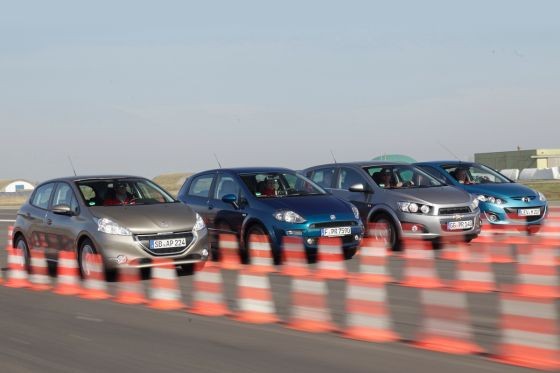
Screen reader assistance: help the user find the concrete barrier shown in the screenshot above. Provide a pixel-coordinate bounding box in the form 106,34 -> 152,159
500,169 -> 519,181
518,167 -> 560,181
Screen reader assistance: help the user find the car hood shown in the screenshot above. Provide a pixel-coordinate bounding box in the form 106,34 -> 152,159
386,185 -> 472,205
460,183 -> 538,199
89,203 -> 197,234
261,195 -> 353,216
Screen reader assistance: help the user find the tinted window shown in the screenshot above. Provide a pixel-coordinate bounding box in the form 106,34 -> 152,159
52,183 -> 79,213
240,172 -> 325,198
442,164 -> 511,185
417,165 -> 447,183
309,167 -> 336,188
337,168 -> 365,189
76,178 -> 175,206
31,183 -> 55,209
214,175 -> 240,200
365,165 -> 443,189
189,175 -> 214,197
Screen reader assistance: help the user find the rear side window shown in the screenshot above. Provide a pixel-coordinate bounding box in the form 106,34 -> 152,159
337,168 -> 365,189
31,183 -> 55,209
188,175 -> 214,197
309,167 -> 336,188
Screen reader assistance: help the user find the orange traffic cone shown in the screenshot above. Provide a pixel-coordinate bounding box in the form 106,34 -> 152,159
343,278 -> 398,342
29,248 -> 51,291
451,243 -> 496,293
54,251 -> 82,296
493,294 -> 560,370
356,237 -> 392,283
400,239 -> 444,288
248,233 -> 275,273
114,265 -> 146,305
281,236 -> 310,277
148,259 -> 184,310
7,225 -> 13,247
233,270 -> 278,323
80,254 -> 110,300
220,234 -> 242,270
316,237 -> 346,280
189,262 -> 229,316
4,247 -> 30,288
414,288 -> 483,355
286,276 -> 336,333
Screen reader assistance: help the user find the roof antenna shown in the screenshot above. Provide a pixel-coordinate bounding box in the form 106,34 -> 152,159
67,155 -> 77,176
330,150 -> 337,164
436,141 -> 461,161
213,153 -> 222,169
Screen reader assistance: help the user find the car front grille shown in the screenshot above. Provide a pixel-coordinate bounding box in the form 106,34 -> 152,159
134,231 -> 194,256
309,221 -> 358,229
511,196 -> 536,202
438,206 -> 471,215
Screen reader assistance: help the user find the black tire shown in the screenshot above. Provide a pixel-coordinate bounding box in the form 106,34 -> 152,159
14,235 -> 31,272
245,224 -> 278,265
77,238 -> 98,279
371,215 -> 400,251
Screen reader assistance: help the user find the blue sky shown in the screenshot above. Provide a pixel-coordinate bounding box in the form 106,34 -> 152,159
1,1 -> 559,181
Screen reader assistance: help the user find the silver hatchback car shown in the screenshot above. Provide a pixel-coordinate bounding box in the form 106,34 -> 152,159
304,162 -> 482,250
12,176 -> 209,275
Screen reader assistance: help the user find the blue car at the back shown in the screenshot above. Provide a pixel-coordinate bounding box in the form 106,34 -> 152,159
177,167 -> 364,262
415,161 -> 548,231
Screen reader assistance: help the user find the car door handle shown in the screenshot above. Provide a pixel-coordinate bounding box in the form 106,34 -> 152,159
208,204 -> 214,210
46,219 -> 53,225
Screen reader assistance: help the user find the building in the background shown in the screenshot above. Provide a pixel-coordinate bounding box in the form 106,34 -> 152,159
372,154 -> 417,163
0,180 -> 35,193
475,149 -> 560,170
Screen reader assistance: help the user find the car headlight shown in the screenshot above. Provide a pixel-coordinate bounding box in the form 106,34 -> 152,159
477,195 -> 504,205
351,205 -> 360,220
97,218 -> 132,236
273,210 -> 306,223
470,197 -> 479,210
193,213 -> 206,231
538,192 -> 547,202
397,201 -> 430,214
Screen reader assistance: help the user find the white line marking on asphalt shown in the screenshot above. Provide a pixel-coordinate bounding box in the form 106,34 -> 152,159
0,219 -> 16,222
69,334 -> 93,342
76,315 -> 103,323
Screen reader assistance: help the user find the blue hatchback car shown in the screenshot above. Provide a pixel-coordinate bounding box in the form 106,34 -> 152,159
415,161 -> 548,231
177,167 -> 364,262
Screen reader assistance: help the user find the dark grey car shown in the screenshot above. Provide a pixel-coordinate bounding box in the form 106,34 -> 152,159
12,176 -> 209,275
303,162 -> 481,249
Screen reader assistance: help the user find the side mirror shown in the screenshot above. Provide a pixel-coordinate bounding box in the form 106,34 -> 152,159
348,183 -> 371,193
221,194 -> 239,207
52,204 -> 74,216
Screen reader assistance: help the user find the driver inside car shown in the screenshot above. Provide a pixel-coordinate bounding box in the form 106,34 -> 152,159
103,182 -> 136,206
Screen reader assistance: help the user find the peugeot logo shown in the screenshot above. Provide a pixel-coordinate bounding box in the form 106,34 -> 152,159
330,215 -> 336,221
158,220 -> 169,228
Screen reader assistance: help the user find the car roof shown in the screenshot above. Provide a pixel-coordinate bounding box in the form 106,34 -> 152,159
194,167 -> 294,174
304,161 -> 412,170
415,160 -> 475,167
39,175 -> 146,184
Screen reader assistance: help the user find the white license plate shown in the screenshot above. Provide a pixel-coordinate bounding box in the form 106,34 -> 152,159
447,220 -> 473,230
150,237 -> 187,249
321,227 -> 351,237
518,208 -> 540,216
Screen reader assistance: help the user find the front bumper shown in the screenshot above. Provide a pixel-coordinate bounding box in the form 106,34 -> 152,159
397,211 -> 482,240
481,202 -> 548,226
92,228 -> 210,269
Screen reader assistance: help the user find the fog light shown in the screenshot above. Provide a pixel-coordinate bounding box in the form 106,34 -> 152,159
202,248 -> 209,257
487,213 -> 498,223
306,238 -> 315,245
411,225 -> 419,232
116,255 -> 128,264
354,235 -> 360,241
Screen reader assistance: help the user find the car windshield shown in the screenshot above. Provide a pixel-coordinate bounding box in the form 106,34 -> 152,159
239,172 -> 326,198
443,164 -> 512,185
76,178 -> 176,206
364,165 -> 444,189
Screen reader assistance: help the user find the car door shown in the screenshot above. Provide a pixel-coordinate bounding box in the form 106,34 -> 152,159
182,173 -> 217,225
24,182 -> 55,254
330,166 -> 371,222
45,182 -> 82,254
208,172 -> 247,235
